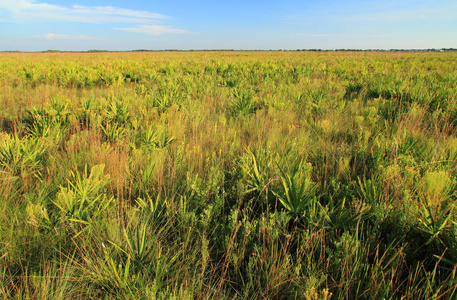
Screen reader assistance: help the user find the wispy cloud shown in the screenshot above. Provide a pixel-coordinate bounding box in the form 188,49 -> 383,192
359,2 -> 456,22
294,33 -> 384,38
295,34 -> 343,37
116,25 -> 190,35
0,0 -> 168,24
35,33 -> 96,40
284,2 -> 457,24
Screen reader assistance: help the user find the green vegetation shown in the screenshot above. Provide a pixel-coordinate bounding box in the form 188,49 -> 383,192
1,51 -> 457,299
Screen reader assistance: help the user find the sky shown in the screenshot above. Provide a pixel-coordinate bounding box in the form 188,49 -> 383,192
0,0 -> 456,51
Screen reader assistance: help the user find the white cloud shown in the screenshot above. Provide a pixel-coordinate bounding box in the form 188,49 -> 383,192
283,2 -> 457,25
0,0 -> 168,24
294,33 -> 384,38
36,33 -> 96,40
295,34 -> 342,37
116,25 -> 190,35
341,3 -> 457,23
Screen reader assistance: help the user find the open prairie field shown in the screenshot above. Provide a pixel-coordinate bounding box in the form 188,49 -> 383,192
1,51 -> 457,299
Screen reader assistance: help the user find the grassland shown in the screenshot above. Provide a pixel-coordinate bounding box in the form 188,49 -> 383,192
1,50 -> 457,299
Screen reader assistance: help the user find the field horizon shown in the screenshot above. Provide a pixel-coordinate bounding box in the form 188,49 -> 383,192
2,48 -> 456,53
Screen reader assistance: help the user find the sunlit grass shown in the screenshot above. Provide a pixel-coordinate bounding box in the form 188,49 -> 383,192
1,50 -> 457,299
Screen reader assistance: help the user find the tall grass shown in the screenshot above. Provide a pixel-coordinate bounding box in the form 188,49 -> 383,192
1,50 -> 457,299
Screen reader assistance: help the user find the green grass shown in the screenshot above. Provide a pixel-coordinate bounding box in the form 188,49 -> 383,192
1,50 -> 457,299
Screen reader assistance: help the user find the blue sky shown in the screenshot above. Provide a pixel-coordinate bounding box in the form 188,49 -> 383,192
1,0 -> 456,51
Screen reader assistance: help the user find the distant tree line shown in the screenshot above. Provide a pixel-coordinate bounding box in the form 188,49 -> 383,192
1,48 -> 456,53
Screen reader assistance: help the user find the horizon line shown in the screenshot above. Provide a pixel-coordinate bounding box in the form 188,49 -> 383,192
1,48 -> 456,53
